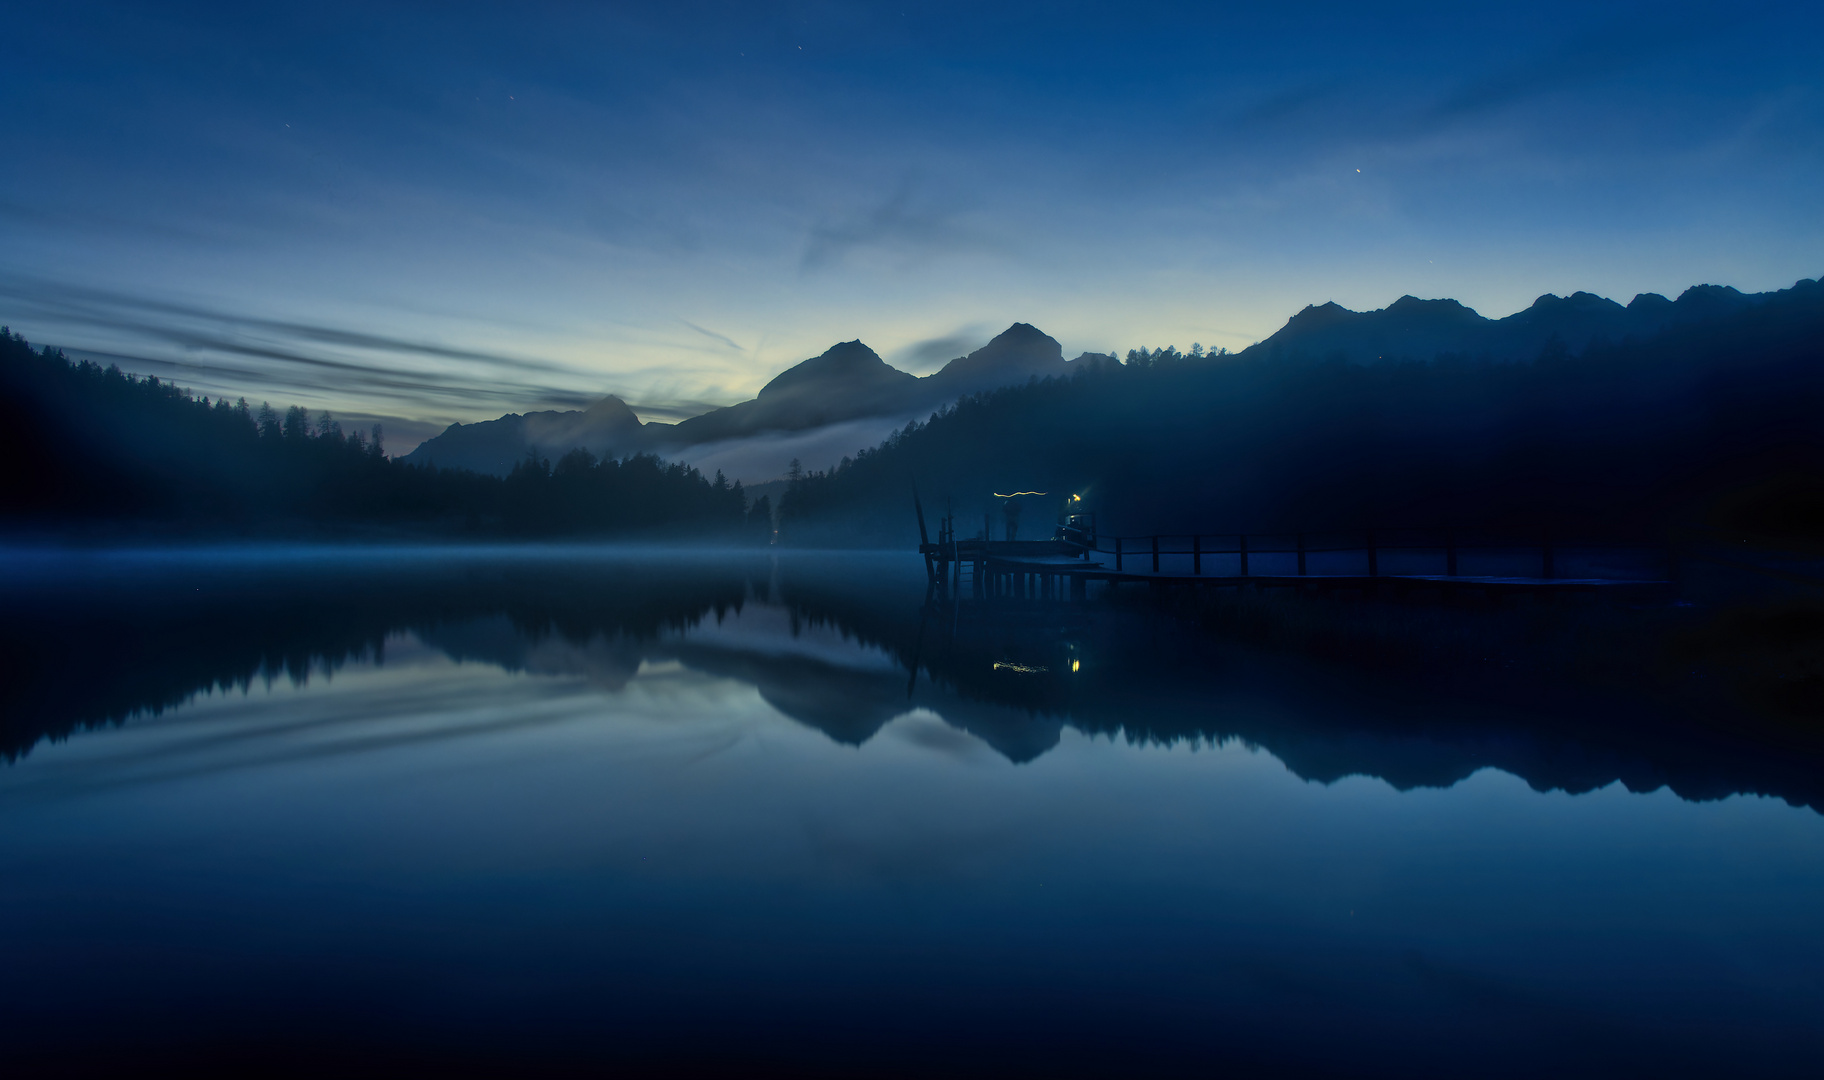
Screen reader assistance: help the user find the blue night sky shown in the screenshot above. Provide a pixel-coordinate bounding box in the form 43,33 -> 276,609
2,1 -> 1819,448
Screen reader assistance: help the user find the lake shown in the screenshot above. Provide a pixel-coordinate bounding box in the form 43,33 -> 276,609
2,547 -> 1820,1076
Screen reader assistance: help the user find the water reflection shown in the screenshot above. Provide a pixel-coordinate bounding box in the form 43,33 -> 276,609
3,546 -> 1820,811
3,548 -> 1823,1075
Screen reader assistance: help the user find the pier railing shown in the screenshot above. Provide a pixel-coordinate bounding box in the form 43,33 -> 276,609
1084,527 -> 1668,580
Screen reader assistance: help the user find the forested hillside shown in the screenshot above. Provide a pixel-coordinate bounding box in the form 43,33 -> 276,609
780,277 -> 1824,545
0,329 -> 771,540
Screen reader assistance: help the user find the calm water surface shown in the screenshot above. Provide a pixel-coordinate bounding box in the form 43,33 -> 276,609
2,548 -> 1821,1076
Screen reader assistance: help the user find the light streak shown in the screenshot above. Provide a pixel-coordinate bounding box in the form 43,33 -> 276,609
992,491 -> 1048,497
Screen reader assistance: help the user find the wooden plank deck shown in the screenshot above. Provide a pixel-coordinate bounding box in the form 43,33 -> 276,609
917,534 -> 1674,601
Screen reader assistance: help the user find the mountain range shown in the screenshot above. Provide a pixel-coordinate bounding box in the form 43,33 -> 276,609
403,280 -> 1794,478
402,322 -> 1112,475
1248,282 -> 1773,366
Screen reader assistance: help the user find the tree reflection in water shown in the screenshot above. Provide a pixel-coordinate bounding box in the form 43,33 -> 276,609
3,546 -> 1820,812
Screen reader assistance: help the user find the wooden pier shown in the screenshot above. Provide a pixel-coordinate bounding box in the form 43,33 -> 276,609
916,512 -> 1674,603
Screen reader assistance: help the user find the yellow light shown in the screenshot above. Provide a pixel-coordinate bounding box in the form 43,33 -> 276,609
1071,659 -> 1080,673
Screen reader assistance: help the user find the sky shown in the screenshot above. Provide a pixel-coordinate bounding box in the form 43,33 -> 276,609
1,0 -> 1819,452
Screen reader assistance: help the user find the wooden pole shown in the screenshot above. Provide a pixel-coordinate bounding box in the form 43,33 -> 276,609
1446,528 -> 1458,577
1297,533 -> 1306,576
914,486 -> 933,583
1152,535 -> 1160,573
1542,527 -> 1555,580
1366,529 -> 1378,577
1239,534 -> 1249,577
1115,537 -> 1123,571
1193,534 -> 1201,575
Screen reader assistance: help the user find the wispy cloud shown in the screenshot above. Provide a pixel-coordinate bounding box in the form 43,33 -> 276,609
1426,18 -> 1701,125
800,179 -> 995,272
1234,79 -> 1347,128
0,276 -> 613,417
681,320 -> 745,352
625,399 -> 727,424
59,346 -> 597,409
891,325 -> 989,373
1,277 -> 577,374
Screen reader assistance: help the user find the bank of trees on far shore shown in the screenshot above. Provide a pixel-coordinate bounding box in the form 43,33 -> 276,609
0,328 -> 772,541
778,278 -> 1824,545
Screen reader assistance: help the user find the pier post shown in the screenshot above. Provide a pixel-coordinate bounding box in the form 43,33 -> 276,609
1446,528 -> 1458,576
1367,529 -> 1378,577
1239,534 -> 1249,577
1541,528 -> 1555,580
1193,534 -> 1201,575
1152,535 -> 1160,573
1115,537 -> 1123,571
1297,533 -> 1307,576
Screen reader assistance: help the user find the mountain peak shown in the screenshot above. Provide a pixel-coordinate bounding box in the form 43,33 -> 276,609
989,322 -> 1054,346
1525,291 -> 1625,314
928,322 -> 1065,392
1283,301 -> 1354,331
1384,295 -> 1482,321
757,340 -> 911,401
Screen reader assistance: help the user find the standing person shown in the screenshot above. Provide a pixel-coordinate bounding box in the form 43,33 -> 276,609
1003,496 -> 1022,541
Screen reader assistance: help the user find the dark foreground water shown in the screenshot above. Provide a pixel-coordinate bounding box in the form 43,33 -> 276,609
2,547 -> 1821,1077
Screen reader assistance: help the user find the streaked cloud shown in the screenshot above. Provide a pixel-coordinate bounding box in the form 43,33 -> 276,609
800,181 -> 998,272
890,326 -> 989,373
0,0 -> 1816,431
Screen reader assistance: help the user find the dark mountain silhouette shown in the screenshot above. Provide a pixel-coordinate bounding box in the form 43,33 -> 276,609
920,321 -> 1067,395
402,394 -> 643,473
653,339 -> 919,447
1248,282 -> 1776,365
405,324 -> 1077,476
1066,350 -> 1121,372
780,274 -> 1824,545
652,325 -> 1073,449
407,282 -> 1777,482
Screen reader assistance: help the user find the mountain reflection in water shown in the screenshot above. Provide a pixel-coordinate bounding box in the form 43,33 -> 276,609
3,546 -> 1820,809
2,547 -> 1823,1076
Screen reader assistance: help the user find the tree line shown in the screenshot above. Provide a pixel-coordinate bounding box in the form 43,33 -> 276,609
778,278 -> 1824,545
0,328 -> 772,540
